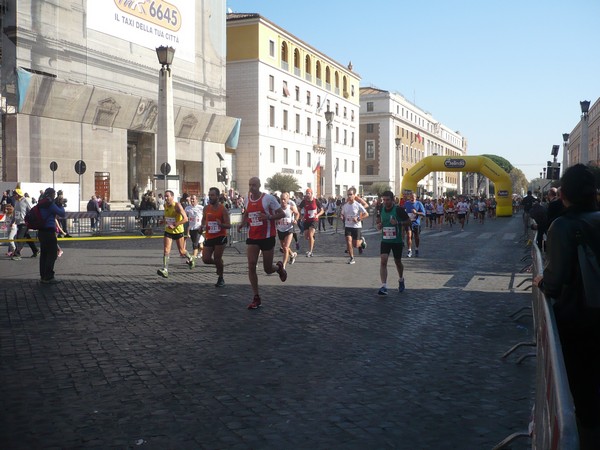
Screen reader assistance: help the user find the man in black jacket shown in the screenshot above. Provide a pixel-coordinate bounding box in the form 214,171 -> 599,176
533,164 -> 600,447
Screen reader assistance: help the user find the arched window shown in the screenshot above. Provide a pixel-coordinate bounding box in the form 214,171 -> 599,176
293,49 -> 301,76
316,61 -> 322,86
334,71 -> 340,94
305,55 -> 311,74
325,66 -> 331,89
281,41 -> 289,70
343,76 -> 349,98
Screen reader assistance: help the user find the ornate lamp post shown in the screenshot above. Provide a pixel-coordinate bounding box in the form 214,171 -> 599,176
562,133 -> 570,171
324,107 -> 335,197
580,100 -> 590,165
156,45 -> 178,196
395,137 -> 402,196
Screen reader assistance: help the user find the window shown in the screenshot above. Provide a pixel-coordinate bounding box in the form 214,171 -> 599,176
351,110 -> 355,122
283,148 -> 289,165
366,140 -> 375,160
296,150 -> 301,166
335,103 -> 339,116
317,121 -> 322,140
295,86 -> 300,101
269,75 -> 274,92
343,130 -> 347,145
366,165 -> 374,175
351,132 -> 354,147
283,110 -> 288,130
307,152 -> 311,168
366,123 -> 374,133
343,107 -> 347,119
283,81 -> 290,97
335,158 -> 339,173
270,106 -> 275,127
335,127 -> 339,143
351,160 -> 355,173
367,102 -> 374,112
295,114 -> 300,133
344,159 -> 347,172
306,117 -> 311,136
270,145 -> 275,163
269,40 -> 275,57
316,95 -> 321,109
306,91 -> 311,105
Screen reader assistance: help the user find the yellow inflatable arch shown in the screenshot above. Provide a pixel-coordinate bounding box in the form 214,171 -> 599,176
401,155 -> 513,217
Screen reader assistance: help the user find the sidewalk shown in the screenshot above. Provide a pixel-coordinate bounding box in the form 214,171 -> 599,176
0,216 -> 534,449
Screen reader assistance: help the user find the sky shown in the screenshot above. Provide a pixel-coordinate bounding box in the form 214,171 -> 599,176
228,0 -> 600,182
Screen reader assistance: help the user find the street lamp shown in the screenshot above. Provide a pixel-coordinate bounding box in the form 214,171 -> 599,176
395,137 -> 402,195
155,46 -> 178,197
580,100 -> 590,165
562,133 -> 570,170
324,107 -> 335,197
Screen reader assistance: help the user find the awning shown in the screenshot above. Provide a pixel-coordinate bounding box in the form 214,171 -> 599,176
16,68 -> 240,145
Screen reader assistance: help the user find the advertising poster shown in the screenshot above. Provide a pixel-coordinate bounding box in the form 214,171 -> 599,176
87,0 -> 195,62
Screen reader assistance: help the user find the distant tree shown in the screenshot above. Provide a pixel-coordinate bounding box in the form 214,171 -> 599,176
481,154 -> 513,174
366,182 -> 392,196
509,167 -> 529,196
265,173 -> 301,193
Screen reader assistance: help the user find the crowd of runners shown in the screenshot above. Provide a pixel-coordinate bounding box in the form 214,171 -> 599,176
155,179 -> 503,308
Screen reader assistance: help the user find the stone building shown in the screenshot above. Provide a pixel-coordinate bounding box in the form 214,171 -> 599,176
226,13 -> 361,197
0,0 -> 238,205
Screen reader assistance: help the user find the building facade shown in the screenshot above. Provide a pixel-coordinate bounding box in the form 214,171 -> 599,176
1,0 -> 237,205
565,97 -> 600,170
359,87 -> 467,198
226,13 -> 361,197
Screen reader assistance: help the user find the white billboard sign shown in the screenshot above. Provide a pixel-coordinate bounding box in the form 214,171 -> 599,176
87,0 -> 195,63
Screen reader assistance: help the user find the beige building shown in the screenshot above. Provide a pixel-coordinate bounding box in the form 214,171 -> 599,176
226,13 -> 361,197
359,87 -> 467,198
1,0 -> 237,205
565,98 -> 600,169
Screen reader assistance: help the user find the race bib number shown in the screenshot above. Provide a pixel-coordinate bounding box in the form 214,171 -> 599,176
307,208 -> 317,219
408,212 -> 416,221
248,211 -> 263,226
345,215 -> 358,226
207,220 -> 221,233
277,217 -> 291,227
166,217 -> 176,226
383,226 -> 397,239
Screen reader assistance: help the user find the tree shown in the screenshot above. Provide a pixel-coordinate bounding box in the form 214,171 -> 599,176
265,173 -> 301,193
365,182 -> 392,196
509,167 -> 529,196
481,154 -> 513,174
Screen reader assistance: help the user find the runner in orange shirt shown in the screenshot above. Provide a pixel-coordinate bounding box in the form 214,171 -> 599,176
201,187 -> 231,287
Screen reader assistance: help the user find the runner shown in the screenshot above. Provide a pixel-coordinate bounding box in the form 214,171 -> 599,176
435,198 -> 445,231
185,194 -> 204,260
239,177 -> 287,309
456,196 -> 470,231
424,199 -> 434,229
201,187 -> 230,287
340,187 -> 369,264
276,192 -> 300,268
376,190 -> 410,295
157,190 -> 195,278
297,188 -> 324,257
403,192 -> 425,257
477,197 -> 487,224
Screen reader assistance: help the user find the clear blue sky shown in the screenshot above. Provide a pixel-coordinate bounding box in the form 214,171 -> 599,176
228,0 -> 599,182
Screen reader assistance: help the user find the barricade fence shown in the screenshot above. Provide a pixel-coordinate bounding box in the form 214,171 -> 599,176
530,243 -> 579,449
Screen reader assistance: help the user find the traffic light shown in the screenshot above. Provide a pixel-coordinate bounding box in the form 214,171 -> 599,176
546,161 -> 560,180
222,167 -> 229,183
216,168 -> 224,182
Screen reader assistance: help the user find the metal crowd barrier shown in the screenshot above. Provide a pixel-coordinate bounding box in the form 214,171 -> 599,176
494,239 -> 579,450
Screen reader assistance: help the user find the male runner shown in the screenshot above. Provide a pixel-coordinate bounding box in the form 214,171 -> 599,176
201,187 -> 230,287
297,188 -> 323,257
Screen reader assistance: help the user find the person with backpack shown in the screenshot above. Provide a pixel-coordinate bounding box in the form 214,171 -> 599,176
533,164 -> 600,446
11,188 -> 39,260
36,188 -> 65,284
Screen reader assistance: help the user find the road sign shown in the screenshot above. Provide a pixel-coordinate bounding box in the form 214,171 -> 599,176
50,161 -> 58,172
75,160 -> 87,175
160,162 -> 171,175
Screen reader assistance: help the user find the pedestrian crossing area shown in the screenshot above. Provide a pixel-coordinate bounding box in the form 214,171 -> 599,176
319,227 -> 518,241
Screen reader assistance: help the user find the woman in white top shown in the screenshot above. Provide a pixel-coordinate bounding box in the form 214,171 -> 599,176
276,192 -> 300,268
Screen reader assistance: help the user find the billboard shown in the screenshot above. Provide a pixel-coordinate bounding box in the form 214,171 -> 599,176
86,0 -> 195,62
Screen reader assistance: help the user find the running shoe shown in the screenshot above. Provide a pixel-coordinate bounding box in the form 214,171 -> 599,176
348,257 -> 355,264
215,276 -> 225,287
57,249 -> 64,258
11,255 -> 22,261
187,257 -> 195,269
31,251 -> 39,258
306,251 -> 313,257
361,237 -> 367,250
290,252 -> 297,265
398,279 -> 406,293
407,249 -> 412,258
378,287 -> 388,296
276,261 -> 287,282
248,295 -> 261,309
157,268 -> 169,278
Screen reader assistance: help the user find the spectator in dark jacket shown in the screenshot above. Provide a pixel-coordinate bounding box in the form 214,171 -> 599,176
38,188 -> 65,284
87,195 -> 101,230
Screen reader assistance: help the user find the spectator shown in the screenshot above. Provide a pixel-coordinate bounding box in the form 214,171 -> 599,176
533,164 -> 600,447
87,195 -> 101,231
11,188 -> 39,260
37,187 -> 66,284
